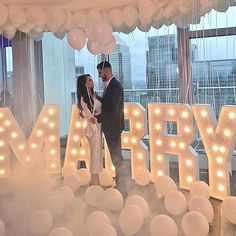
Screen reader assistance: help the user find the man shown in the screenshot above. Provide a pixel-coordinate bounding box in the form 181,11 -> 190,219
96,61 -> 125,189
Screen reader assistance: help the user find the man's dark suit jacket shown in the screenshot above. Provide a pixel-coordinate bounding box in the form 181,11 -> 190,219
99,77 -> 125,137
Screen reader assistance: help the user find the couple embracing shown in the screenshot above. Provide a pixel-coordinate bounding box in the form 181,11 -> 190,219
77,61 -> 125,192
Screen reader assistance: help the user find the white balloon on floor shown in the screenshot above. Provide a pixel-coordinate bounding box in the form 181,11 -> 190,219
222,196 -> 236,224
150,215 -> 178,236
134,167 -> 151,186
63,173 -> 81,192
55,186 -> 75,208
89,224 -> 117,236
102,188 -> 124,211
154,175 -> 177,196
190,181 -> 210,199
48,227 -> 74,236
85,185 -> 104,207
181,211 -> 209,236
119,204 -> 144,235
77,168 -> 91,186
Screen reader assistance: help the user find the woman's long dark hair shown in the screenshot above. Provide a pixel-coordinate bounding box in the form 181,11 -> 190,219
77,74 -> 95,115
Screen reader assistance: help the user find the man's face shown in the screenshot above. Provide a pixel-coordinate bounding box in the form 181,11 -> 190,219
98,68 -> 107,82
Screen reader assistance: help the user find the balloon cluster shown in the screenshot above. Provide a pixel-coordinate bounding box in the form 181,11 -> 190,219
0,0 -> 231,54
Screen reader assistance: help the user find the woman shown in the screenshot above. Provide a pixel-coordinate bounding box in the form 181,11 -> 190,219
77,74 -> 103,185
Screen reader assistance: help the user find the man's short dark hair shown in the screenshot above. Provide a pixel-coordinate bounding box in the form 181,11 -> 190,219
97,61 -> 112,70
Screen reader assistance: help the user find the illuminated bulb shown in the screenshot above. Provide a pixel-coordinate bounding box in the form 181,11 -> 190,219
133,110 -> 139,116
49,109 -> 54,115
220,146 -> 226,153
131,137 -> 137,144
186,160 -> 192,166
43,117 -> 48,123
49,122 -> 55,128
5,120 -> 10,126
82,121 -> 87,128
170,141 -> 176,147
73,136 -> 79,141
51,163 -> 56,168
71,149 -> 77,155
75,122 -> 81,128
206,127 -> 213,134
112,166 -> 115,170
0,113 -> 2,118
80,149 -> 85,155
0,127 -> 3,132
157,155 -> 162,161
168,109 -> 175,115
224,129 -> 231,137
37,130 -> 43,136
212,145 -> 219,152
187,176 -> 193,183
184,127 -> 190,133
50,149 -> 56,155
18,144 -> 24,150
201,110 -> 207,117
124,108 -> 127,114
182,111 -> 189,118
0,141 -> 4,146
123,137 -> 129,143
217,171 -> 223,177
156,139 -> 162,146
218,184 -> 224,191
49,136 -> 55,141
155,109 -> 160,114
158,171 -> 163,176
216,156 -> 223,164
26,157 -> 30,161
0,156 -> 4,161
229,112 -> 236,119
155,124 -> 161,130
137,153 -> 143,160
179,142 -> 185,149
31,143 -> 36,149
136,123 -> 141,129
0,169 -> 5,175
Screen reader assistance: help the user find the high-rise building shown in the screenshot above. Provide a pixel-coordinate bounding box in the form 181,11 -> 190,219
97,37 -> 132,90
146,35 -> 179,104
75,66 -> 84,77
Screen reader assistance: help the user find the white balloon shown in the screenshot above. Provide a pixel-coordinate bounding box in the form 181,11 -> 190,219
18,21 -> 34,33
138,0 -> 156,18
86,211 -> 111,233
125,194 -> 149,218
87,40 -> 101,55
55,186 -> 74,208
48,227 -> 74,236
182,211 -> 209,236
213,0 -> 230,12
42,195 -> 64,217
154,175 -> 177,196
0,220 -> 5,236
99,169 -> 113,186
123,6 -> 139,27
26,6 -> 48,25
134,167 -> 151,186
47,7 -> 67,32
222,196 -> 236,224
8,5 -> 26,27
102,36 -> 116,56
93,20 -> 113,45
63,172 -> 81,192
90,224 -> 117,236
190,181 -> 210,199
77,168 -> 91,185
85,185 -> 104,207
164,191 -> 187,216
88,9 -> 102,21
73,11 -> 87,28
189,196 -> 214,223
150,215 -> 178,236
67,28 -> 87,51
54,31 -> 66,40
62,164 -> 77,177
3,30 -> 16,40
102,188 -> 124,211
108,9 -> 123,28
119,204 -> 144,235
84,20 -> 96,41
0,3 -> 8,25
28,210 -> 53,236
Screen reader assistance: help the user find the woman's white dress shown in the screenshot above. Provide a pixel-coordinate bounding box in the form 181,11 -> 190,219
80,96 -> 103,174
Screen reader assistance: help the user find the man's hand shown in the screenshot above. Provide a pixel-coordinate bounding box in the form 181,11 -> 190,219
90,117 -> 96,124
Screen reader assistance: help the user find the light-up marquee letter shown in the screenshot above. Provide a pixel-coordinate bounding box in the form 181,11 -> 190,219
63,105 -> 90,176
0,105 -> 61,176
148,103 -> 199,189
192,105 -> 236,199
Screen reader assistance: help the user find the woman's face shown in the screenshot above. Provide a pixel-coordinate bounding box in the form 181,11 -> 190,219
85,76 -> 94,89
